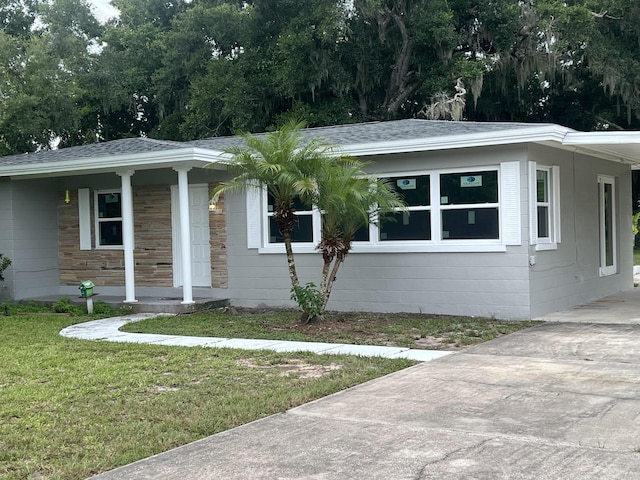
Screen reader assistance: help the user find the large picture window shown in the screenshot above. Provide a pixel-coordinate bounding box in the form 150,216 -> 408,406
95,190 -> 123,248
250,162 -> 522,253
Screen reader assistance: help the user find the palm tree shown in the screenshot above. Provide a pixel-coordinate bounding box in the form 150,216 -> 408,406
213,121 -> 405,322
314,161 -> 405,316
211,120 -> 342,292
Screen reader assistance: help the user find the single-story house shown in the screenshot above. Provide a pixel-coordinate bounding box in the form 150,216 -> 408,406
1,119 -> 639,319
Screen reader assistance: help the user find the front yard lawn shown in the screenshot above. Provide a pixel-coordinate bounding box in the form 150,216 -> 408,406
0,310 -> 413,479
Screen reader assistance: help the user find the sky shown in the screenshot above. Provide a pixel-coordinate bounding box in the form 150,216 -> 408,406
89,0 -> 119,23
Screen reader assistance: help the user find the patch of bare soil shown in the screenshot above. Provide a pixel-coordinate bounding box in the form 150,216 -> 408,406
237,358 -> 342,379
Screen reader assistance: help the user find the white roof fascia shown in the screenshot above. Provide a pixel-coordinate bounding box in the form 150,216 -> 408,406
341,125 -> 573,157
3,147 -> 223,178
563,131 -> 640,145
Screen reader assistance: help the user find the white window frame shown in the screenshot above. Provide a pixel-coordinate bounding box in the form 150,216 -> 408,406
529,162 -> 561,251
250,162 -> 521,254
598,175 -> 617,277
94,189 -> 124,249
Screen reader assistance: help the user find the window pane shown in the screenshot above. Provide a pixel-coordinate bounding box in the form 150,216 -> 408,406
441,208 -> 499,240
604,183 -> 614,267
380,211 -> 431,241
99,221 -> 123,246
352,225 -> 370,242
97,193 -> 121,218
537,206 -> 549,238
269,215 -> 313,243
384,175 -> 429,207
536,170 -> 548,202
440,171 -> 498,205
267,193 -> 311,212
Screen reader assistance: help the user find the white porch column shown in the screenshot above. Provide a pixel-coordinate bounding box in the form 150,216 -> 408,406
174,167 -> 194,304
118,170 -> 137,303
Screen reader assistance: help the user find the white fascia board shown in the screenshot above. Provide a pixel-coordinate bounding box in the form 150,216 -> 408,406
341,125 -> 573,157
563,131 -> 640,145
3,147 -> 225,178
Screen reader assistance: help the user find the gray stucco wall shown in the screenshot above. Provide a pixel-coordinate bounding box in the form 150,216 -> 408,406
527,145 -> 634,317
10,179 -> 60,299
0,178 -> 15,300
225,145 -> 534,319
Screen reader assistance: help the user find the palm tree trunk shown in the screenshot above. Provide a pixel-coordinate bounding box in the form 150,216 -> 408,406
320,257 -> 344,313
283,232 -> 299,288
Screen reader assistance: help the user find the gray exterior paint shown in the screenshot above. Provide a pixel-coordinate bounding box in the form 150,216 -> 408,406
1,179 -> 60,299
0,178 -> 14,300
223,142 -> 634,319
527,145 -> 633,317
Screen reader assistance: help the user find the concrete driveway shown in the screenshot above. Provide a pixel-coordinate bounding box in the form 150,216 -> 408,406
92,291 -> 640,479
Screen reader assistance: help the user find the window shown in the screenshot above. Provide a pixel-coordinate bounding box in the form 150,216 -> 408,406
440,170 -> 499,240
248,162 -> 521,253
598,175 -> 616,276
267,193 -> 314,244
379,175 -> 430,241
536,169 -> 550,238
529,163 -> 560,250
95,190 -> 123,248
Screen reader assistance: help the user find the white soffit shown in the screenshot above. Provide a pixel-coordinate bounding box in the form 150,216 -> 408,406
562,132 -> 640,165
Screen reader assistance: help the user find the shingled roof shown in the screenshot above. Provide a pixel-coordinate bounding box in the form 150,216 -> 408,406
187,119 -> 557,150
0,119 -> 558,169
0,137 -> 183,167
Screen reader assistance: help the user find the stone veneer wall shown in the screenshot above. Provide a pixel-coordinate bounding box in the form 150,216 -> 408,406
58,184 -> 227,288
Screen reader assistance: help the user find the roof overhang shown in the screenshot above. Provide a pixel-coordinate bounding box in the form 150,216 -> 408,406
340,125 -> 572,156
562,132 -> 640,165
2,147 -> 228,178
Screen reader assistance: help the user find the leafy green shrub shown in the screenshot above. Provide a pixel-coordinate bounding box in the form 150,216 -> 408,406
52,297 -> 83,315
290,283 -> 323,322
0,254 -> 11,281
92,301 -> 125,316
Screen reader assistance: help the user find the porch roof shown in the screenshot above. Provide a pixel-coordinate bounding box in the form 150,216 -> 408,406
2,119 -> 640,178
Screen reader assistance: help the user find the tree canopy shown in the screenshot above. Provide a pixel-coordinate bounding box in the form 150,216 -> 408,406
2,0 -> 640,155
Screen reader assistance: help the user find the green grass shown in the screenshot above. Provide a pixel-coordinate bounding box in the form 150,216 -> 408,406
634,248 -> 640,266
122,309 -> 541,350
0,310 -> 413,479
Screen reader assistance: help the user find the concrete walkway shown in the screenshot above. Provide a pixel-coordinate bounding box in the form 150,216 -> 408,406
83,291 -> 640,479
60,314 -> 453,362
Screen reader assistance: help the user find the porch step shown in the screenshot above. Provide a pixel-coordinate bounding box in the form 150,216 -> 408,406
128,297 -> 229,314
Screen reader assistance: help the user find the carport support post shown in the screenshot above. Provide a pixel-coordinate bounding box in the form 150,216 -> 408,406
118,169 -> 137,304
174,167 -> 194,305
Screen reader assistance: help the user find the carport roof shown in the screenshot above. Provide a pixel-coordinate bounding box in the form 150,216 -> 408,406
1,119 -> 640,177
